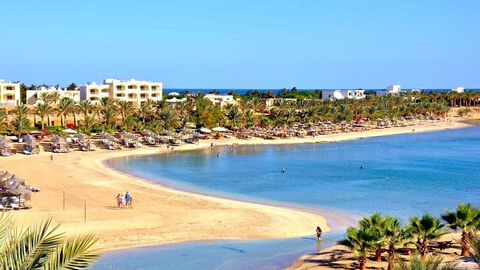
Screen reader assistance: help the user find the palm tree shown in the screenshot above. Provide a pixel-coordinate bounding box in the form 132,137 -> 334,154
441,203 -> 480,256
80,115 -> 97,133
226,106 -> 242,128
359,213 -> 387,262
34,102 -> 52,130
49,91 -> 62,106
0,108 -> 7,132
10,103 -> 31,136
117,100 -> 134,125
100,106 -> 116,127
138,100 -> 153,124
78,100 -> 93,122
338,226 -> 381,270
57,97 -> 75,127
393,255 -> 457,270
39,92 -> 51,104
383,217 -> 412,270
243,109 -> 256,127
468,232 -> 480,267
409,214 -> 447,259
0,214 -> 100,269
159,108 -> 177,130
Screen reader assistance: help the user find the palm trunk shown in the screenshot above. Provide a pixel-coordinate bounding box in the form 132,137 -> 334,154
375,248 -> 382,262
41,116 -> 45,130
387,246 -> 395,270
461,231 -> 469,256
359,257 -> 367,270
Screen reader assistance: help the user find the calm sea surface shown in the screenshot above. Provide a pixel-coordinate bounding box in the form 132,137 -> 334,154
93,125 -> 480,270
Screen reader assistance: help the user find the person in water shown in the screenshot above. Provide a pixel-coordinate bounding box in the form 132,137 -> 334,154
316,226 -> 323,239
281,166 -> 285,173
360,165 -> 365,169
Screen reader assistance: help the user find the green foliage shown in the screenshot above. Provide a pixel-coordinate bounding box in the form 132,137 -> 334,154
10,103 -> 31,136
457,108 -> 471,117
408,215 -> 447,257
442,203 -> 480,256
468,232 -> 480,266
393,255 -> 457,270
0,213 -> 100,270
338,226 -> 381,268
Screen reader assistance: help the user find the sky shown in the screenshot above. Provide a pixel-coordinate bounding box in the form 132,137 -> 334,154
0,0 -> 479,89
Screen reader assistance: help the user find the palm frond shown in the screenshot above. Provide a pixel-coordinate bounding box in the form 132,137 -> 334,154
0,219 -> 63,270
45,234 -> 100,270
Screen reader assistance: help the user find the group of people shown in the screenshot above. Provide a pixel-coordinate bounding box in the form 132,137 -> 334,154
116,192 -> 133,208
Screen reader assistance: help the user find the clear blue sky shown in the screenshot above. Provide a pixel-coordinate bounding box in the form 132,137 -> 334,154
1,0 -> 479,89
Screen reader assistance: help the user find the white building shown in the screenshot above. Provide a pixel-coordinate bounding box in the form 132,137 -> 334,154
0,79 -> 21,105
166,97 -> 187,104
376,85 -> 402,96
452,87 -> 464,93
26,86 -> 81,105
204,94 -> 237,107
79,82 -> 111,105
322,89 -> 366,101
80,78 -> 163,107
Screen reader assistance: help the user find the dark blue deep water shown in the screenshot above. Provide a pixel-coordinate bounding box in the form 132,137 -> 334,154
93,125 -> 480,270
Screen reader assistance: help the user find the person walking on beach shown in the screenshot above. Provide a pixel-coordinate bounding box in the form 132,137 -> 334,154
121,194 -> 126,208
125,191 -> 131,208
316,226 -> 323,240
116,194 -> 122,208
50,154 -> 53,162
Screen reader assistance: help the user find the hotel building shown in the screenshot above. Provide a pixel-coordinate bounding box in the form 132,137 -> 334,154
0,79 -> 21,105
204,94 -> 237,107
26,86 -> 81,105
451,87 -> 464,93
80,78 -> 163,107
322,89 -> 366,101
376,85 -> 402,96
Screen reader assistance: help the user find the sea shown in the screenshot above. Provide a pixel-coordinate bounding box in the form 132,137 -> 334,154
164,88 -> 480,95
92,125 -> 480,270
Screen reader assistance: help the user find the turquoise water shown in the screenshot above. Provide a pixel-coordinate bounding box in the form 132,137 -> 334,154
93,126 -> 480,269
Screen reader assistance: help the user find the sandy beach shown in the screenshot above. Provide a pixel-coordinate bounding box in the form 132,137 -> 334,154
286,233 -> 480,270
0,118 -> 471,253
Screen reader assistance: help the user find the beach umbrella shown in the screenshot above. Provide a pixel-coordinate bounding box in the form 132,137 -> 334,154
63,128 -> 77,134
213,127 -> 228,132
199,127 -> 211,134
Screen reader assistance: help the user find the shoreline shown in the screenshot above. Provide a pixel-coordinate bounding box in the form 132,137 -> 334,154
0,119 -> 472,254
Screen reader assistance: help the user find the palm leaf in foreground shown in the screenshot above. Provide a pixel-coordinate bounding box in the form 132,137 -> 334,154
0,214 -> 100,270
45,234 -> 100,270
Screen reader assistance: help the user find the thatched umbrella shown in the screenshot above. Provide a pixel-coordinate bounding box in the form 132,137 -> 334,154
0,177 -> 31,200
0,171 -> 14,181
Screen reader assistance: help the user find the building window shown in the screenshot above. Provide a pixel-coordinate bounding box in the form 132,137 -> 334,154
6,95 -> 13,100
152,86 -> 156,90
6,86 -> 13,90
117,86 -> 122,90
128,85 -> 134,89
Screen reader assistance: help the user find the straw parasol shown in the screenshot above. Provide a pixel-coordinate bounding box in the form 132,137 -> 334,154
212,126 -> 228,132
199,127 -> 211,134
